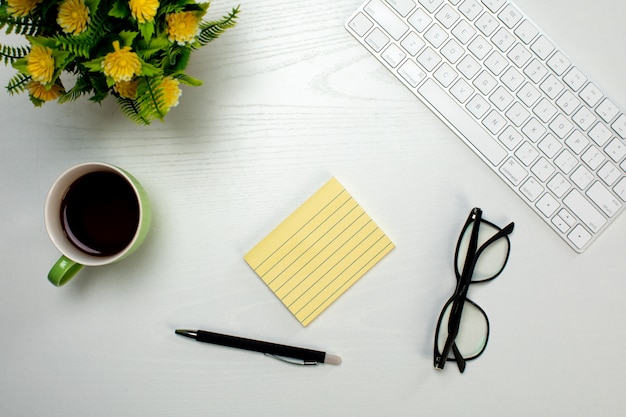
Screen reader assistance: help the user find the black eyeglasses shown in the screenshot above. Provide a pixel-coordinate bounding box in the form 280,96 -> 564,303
434,207 -> 514,373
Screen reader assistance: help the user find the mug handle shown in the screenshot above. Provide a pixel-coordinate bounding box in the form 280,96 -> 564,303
48,256 -> 84,287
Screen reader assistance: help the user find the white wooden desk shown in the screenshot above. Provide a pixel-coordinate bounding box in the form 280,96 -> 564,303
2,1 -> 625,415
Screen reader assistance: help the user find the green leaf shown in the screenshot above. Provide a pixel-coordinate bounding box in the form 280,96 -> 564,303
83,57 -> 104,72
173,72 -> 203,87
196,6 -> 240,47
139,22 -> 154,42
119,31 -> 139,48
11,57 -> 28,74
109,0 -> 130,19
139,60 -> 160,77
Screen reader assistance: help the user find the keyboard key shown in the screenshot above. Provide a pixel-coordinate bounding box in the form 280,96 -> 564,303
589,123 -> 612,146
531,157 -> 556,182
581,146 -> 605,170
382,43 -> 407,67
538,134 -> 562,158
555,90 -> 580,116
473,70 -> 498,95
484,50 -> 508,75
401,32 -> 426,56
500,157 -> 528,185
452,20 -> 477,43
522,117 -> 546,142
514,20 -> 538,44
530,35 -> 554,60
435,4 -> 460,28
491,86 -> 514,111
501,66 -> 524,91
482,0 -> 506,13
508,43 -> 532,67
365,28 -> 390,52
536,193 -> 559,217
563,67 -> 587,91
579,83 -> 603,107
398,59 -> 427,87
547,51 -> 571,75
506,103 -> 530,127
568,225 -> 592,250
523,58 -> 548,84
564,190 -> 607,233
348,13 -> 374,36
417,47 -> 441,71
572,107 -> 596,131
424,23 -> 449,48
385,0 -> 417,16
521,177 -> 544,201
408,8 -> 432,32
596,98 -> 620,123
517,82 -> 541,107
475,12 -> 500,36
418,0 -> 443,13
434,62 -> 458,87
441,39 -> 464,63
468,35 -> 492,59
365,0 -> 409,40
450,79 -> 474,102
498,4 -> 522,28
587,181 -> 622,217
459,0 -> 483,20
418,79 -> 507,165
605,138 -> 626,162
499,125 -> 523,150
570,165 -> 593,189
457,55 -> 481,78
539,75 -> 564,100
533,98 -> 557,123
482,109 -> 507,134
548,173 -> 571,198
549,114 -> 573,139
466,94 -> 490,118
598,162 -> 621,186
555,149 -> 577,174
492,27 -> 515,52
515,142 -> 539,166
565,130 -> 589,154
611,114 -> 626,139
614,177 -> 626,201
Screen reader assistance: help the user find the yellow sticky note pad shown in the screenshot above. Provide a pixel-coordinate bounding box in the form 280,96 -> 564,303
244,178 -> 394,326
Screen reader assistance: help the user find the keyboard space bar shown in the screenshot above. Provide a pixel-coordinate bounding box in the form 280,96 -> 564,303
417,79 -> 507,166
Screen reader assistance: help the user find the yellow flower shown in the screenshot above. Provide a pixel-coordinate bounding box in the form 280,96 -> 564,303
27,45 -> 55,84
28,81 -> 64,101
101,41 -> 142,83
7,0 -> 42,17
161,76 -> 181,110
114,79 -> 139,99
129,0 -> 159,23
57,0 -> 90,35
166,12 -> 200,45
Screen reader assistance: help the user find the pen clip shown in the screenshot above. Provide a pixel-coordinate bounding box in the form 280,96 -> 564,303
264,353 -> 319,366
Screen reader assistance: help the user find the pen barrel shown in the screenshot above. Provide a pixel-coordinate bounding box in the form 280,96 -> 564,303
195,330 -> 326,363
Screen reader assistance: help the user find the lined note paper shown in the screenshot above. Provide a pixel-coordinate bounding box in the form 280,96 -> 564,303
244,178 -> 394,326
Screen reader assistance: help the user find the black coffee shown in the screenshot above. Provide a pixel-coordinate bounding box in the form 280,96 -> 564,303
61,171 -> 140,257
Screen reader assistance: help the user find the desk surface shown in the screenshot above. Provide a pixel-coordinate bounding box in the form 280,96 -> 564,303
2,1 -> 626,416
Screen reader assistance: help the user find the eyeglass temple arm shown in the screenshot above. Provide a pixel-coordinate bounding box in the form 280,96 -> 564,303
437,209 -> 483,371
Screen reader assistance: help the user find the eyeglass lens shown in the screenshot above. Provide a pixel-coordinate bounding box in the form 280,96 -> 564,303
456,218 -> 510,282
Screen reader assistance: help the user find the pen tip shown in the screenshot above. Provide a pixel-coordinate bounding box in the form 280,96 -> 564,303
324,354 -> 342,365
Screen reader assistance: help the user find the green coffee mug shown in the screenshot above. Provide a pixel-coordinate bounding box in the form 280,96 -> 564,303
44,162 -> 152,287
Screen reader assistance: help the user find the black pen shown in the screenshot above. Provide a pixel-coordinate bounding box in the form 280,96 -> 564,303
175,329 -> 342,366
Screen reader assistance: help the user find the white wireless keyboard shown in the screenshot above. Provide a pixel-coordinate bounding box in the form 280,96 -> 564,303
346,0 -> 626,253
